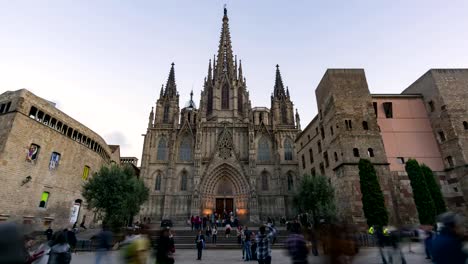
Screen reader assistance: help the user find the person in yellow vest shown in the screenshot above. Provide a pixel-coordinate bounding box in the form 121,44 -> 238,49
119,232 -> 150,264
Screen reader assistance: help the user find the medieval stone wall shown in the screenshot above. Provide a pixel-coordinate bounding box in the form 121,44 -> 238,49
0,89 -> 112,229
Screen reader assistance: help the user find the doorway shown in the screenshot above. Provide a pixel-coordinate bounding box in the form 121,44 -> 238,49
215,198 -> 234,216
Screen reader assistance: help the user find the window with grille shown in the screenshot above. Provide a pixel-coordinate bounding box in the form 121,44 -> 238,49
82,166 -> 90,180
383,102 -> 393,118
368,148 -> 374,157
362,121 -> 369,130
38,192 -> 50,208
309,148 -> 314,163
353,148 -> 360,157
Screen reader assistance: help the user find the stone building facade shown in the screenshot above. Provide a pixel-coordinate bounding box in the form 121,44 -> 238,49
0,89 -> 117,229
139,8 -> 300,223
296,69 -> 467,227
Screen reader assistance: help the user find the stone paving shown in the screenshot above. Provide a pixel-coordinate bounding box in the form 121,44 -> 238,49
71,243 -> 430,264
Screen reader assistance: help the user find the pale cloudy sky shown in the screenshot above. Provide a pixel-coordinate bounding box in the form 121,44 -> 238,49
1,0 -> 467,162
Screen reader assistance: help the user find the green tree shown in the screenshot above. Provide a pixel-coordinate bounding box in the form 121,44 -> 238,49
293,174 -> 336,227
421,164 -> 446,215
82,164 -> 149,229
405,159 -> 436,225
358,159 -> 388,227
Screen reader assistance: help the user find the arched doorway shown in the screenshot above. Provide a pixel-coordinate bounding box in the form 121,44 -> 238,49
199,164 -> 250,219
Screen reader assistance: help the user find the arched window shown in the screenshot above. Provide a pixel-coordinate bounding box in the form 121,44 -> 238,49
284,138 -> 293,161
163,105 -> 170,123
334,152 -> 338,162
180,171 -> 188,191
368,148 -> 375,157
362,121 -> 369,130
287,173 -> 294,191
463,121 -> 468,130
222,83 -> 229,109
157,137 -> 167,161
179,136 -> 192,161
155,173 -> 162,191
238,88 -> 243,113
262,172 -> 269,191
257,137 -> 271,161
353,148 -> 360,157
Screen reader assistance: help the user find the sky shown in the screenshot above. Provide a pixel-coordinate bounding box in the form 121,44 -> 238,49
1,0 -> 467,163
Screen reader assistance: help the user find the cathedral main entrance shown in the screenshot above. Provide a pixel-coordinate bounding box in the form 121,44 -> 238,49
199,164 -> 251,220
215,198 -> 234,216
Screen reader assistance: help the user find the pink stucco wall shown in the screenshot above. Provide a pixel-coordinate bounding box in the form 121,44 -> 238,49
373,96 -> 445,172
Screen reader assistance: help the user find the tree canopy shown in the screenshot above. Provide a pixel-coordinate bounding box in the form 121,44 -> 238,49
405,159 -> 436,225
358,159 -> 389,227
82,164 -> 149,229
293,174 -> 336,226
421,164 -> 446,216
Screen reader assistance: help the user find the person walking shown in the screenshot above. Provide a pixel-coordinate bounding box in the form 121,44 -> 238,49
286,224 -> 308,264
191,215 -> 195,231
424,229 -> 433,260
206,225 -> 212,240
432,212 -> 468,264
212,226 -> 218,245
45,226 -> 53,241
95,225 -> 113,264
48,231 -> 72,264
225,223 -> 232,238
243,226 -> 252,261
256,225 -> 277,264
63,228 -> 77,253
154,228 -> 175,264
195,230 -> 205,260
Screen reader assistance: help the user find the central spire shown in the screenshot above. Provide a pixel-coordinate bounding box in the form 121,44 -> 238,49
215,6 -> 235,80
273,64 -> 286,98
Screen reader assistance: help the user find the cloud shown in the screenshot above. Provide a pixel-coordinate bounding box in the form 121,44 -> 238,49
104,131 -> 130,148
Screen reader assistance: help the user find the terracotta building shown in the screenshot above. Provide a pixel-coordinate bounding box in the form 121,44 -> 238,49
297,69 -> 467,226
139,8 -> 300,223
0,89 -> 118,229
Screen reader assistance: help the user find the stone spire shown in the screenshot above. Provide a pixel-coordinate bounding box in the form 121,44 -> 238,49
207,59 -> 212,82
286,86 -> 290,98
295,109 -> 301,130
164,63 -> 177,98
148,107 -> 154,128
160,84 -> 164,98
238,60 -> 243,81
214,6 -> 235,80
273,64 -> 286,98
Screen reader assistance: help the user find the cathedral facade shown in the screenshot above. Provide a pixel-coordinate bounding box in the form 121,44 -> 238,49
139,8 -> 300,223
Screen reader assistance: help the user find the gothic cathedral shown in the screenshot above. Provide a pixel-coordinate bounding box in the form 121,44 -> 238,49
140,8 -> 301,223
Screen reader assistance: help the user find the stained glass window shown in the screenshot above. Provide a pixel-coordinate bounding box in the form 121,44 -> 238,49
181,171 -> 188,191
258,137 -> 271,161
157,137 -> 167,161
284,138 -> 293,161
179,137 -> 192,161
155,173 -> 162,191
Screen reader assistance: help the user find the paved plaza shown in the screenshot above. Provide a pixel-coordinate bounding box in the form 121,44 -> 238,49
71,243 -> 429,264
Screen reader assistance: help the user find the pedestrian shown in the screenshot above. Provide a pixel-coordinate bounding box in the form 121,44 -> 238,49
225,223 -> 232,238
119,231 -> 150,264
202,216 -> 207,230
243,226 -> 252,261
95,225 -> 113,264
24,234 -> 46,264
237,226 -> 243,245
424,229 -> 433,260
286,224 -> 308,264
251,231 -> 258,261
63,228 -> 77,253
45,226 -> 53,241
191,215 -> 195,231
206,225 -> 212,239
153,228 -> 175,264
212,225 -> 218,245
48,231 -> 72,264
256,225 -> 277,264
432,212 -> 468,264
195,230 -> 205,260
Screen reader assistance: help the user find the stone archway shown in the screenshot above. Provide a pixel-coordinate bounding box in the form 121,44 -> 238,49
199,163 -> 250,217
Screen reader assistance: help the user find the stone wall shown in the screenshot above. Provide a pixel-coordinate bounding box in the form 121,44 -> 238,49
0,89 -> 112,229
